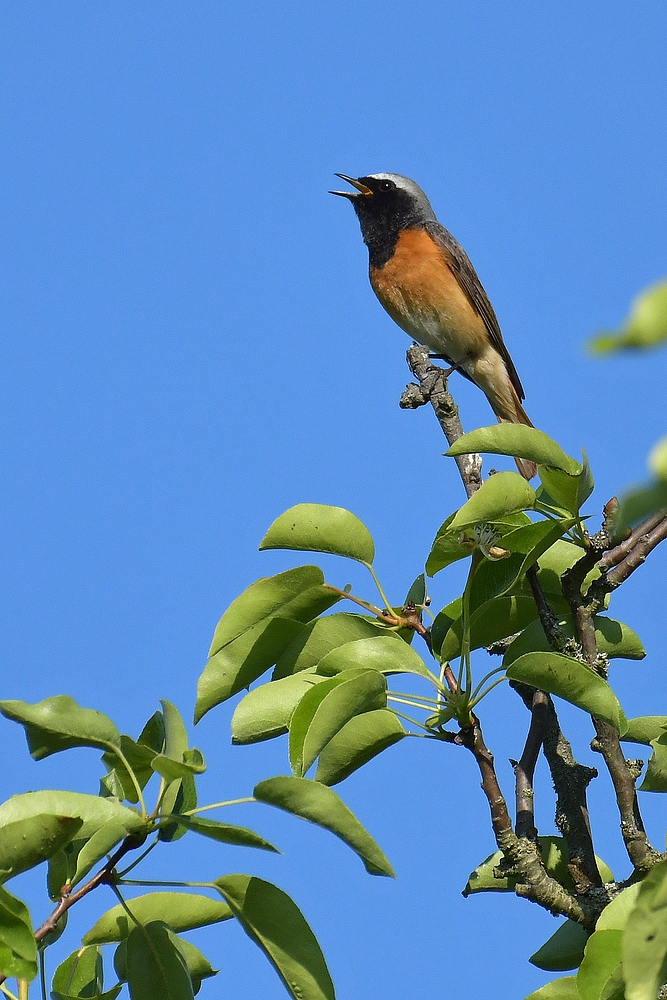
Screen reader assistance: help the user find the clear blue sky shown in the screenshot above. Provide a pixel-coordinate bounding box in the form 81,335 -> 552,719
1,4 -> 666,998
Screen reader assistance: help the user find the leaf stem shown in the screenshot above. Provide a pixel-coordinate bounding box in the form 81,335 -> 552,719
0,984 -> 19,1000
109,884 -> 141,928
117,879 -> 213,888
389,708 -> 430,732
182,797 -> 255,816
390,690 -> 441,705
117,835 -> 160,878
388,695 -> 432,713
112,744 -> 147,818
365,564 -> 394,614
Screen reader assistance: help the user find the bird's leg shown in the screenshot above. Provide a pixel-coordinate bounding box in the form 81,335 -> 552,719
428,352 -> 473,379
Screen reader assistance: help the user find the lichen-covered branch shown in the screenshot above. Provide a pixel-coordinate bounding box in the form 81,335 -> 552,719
510,680 -> 601,891
563,546 -> 661,873
458,714 -> 594,926
400,344 -> 483,498
590,718 -> 662,873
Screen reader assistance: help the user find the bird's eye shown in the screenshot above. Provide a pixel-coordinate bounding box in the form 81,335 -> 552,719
379,180 -> 394,192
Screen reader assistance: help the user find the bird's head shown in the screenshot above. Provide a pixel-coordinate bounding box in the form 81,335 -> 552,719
330,172 -> 436,235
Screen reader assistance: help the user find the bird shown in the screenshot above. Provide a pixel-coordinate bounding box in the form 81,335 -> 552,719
330,172 -> 537,480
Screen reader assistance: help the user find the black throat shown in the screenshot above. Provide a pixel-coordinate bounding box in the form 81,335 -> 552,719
353,196 -> 430,269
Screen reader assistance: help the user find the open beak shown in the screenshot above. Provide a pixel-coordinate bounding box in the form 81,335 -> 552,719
329,173 -> 374,199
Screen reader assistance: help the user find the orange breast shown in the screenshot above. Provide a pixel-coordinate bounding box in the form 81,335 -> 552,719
369,228 -> 488,360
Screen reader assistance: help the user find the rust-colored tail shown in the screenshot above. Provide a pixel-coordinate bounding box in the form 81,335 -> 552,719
496,393 -> 537,480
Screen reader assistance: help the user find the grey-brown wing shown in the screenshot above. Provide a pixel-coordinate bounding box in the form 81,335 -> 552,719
425,220 -> 525,401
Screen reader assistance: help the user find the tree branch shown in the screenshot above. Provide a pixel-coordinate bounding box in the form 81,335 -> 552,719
602,514 -> 667,590
513,690 -> 548,841
510,680 -> 601,891
0,832 -> 146,987
400,344 -> 483,498
458,714 -> 595,926
563,547 -> 661,873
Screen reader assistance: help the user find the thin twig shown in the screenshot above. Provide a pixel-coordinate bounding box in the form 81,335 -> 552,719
400,344 -> 483,498
604,515 -> 667,589
514,690 -> 548,840
510,680 -> 601,891
598,510 -> 667,571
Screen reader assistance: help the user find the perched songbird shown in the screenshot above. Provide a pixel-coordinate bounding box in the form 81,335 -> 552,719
331,172 -> 537,480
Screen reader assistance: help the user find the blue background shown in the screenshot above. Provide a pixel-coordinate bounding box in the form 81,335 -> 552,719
1,3 -> 666,998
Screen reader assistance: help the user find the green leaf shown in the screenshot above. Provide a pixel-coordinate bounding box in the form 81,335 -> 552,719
0,791 -> 145,891
639,733 -> 667,792
158,701 -> 194,843
260,503 -> 375,564
83,892 -> 233,944
273,613 -> 391,679
214,874 -> 335,1000
52,945 -> 104,998
138,710 -> 165,753
447,472 -> 536,531
506,652 -> 627,733
101,736 -> 159,803
503,615 -> 646,666
115,936 -> 217,995
99,769 -> 125,800
151,749 -> 206,781
425,514 -> 473,575
165,815 -> 280,853
596,884 -> 641,931
315,635 -> 430,678
577,930 -> 623,1000
231,670 -> 329,745
0,885 -> 36,981
196,617 -> 307,721
463,837 -> 613,897
0,814 -> 81,884
160,700 -> 188,761
524,978 -> 579,1000
437,595 -> 539,661
649,436 -> 667,481
209,565 -> 340,656
126,920 -> 194,1000
254,776 -> 394,876
599,965 -> 625,1000
53,987 -> 122,1000
446,425 -> 581,474
315,709 -> 407,785
289,670 -> 387,776
159,775 -> 197,844
0,696 -> 121,759
588,279 -> 667,353
623,859 -> 667,1000
172,939 -> 217,996
530,920 -> 589,972
539,452 -> 595,515
404,574 -> 426,605
622,716 -> 667,746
